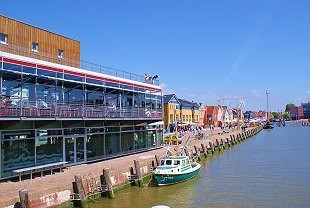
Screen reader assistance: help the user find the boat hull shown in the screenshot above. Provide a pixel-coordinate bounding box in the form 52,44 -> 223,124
154,167 -> 200,186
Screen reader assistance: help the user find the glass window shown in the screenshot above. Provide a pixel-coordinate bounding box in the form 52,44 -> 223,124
1,138 -> 35,177
105,133 -> 121,156
32,42 -> 39,52
3,63 -> 22,72
165,160 -> 172,165
2,72 -> 22,104
58,49 -> 64,58
36,136 -> 63,165
37,69 -> 56,78
134,131 -> 146,150
0,33 -> 8,44
64,74 -> 83,82
86,134 -> 104,161
23,66 -> 36,74
121,132 -> 134,153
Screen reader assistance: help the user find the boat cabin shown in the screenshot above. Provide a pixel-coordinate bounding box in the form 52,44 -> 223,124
160,156 -> 190,167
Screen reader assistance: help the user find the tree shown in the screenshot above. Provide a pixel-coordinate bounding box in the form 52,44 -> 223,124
285,103 -> 295,112
283,112 -> 290,119
271,112 -> 279,119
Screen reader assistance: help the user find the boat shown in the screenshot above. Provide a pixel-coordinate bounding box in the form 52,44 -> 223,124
263,122 -> 274,129
153,156 -> 201,186
263,90 -> 274,130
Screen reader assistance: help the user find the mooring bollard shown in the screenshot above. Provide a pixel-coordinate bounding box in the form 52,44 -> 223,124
134,160 -> 144,188
19,189 -> 30,208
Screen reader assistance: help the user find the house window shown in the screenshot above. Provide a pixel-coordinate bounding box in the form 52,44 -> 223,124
32,42 -> 39,52
58,49 -> 64,58
0,33 -> 8,44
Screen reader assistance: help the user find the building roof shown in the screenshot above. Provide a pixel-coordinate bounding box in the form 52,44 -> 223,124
178,99 -> 200,109
163,94 -> 177,104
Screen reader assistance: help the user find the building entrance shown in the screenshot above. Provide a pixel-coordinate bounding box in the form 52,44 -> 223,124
64,135 -> 86,164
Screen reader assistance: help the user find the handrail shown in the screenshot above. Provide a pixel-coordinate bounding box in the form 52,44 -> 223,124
0,98 -> 163,119
0,43 -> 159,86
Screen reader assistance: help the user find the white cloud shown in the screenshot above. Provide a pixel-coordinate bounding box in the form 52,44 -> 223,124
307,90 -> 310,94
250,89 -> 260,97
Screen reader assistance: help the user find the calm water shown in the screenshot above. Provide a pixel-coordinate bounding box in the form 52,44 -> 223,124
90,124 -> 310,208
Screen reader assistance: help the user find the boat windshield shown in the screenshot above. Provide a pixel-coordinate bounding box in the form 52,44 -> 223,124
165,160 -> 172,165
174,160 -> 180,165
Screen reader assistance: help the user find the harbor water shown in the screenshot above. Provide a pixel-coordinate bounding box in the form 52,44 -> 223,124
89,123 -> 310,208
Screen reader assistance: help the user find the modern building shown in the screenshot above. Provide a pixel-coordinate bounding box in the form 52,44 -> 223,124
301,102 -> 310,119
0,15 -> 163,179
290,106 -> 304,120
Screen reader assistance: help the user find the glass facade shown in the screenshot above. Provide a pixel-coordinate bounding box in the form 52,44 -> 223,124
0,54 -> 163,179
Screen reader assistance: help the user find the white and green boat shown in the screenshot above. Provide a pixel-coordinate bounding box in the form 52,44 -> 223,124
154,156 -> 201,186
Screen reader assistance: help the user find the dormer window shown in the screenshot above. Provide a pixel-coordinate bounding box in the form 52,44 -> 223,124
32,42 -> 39,52
58,49 -> 64,58
0,33 -> 8,44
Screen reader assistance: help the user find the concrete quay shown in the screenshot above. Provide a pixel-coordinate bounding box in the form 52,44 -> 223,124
0,126 -> 262,208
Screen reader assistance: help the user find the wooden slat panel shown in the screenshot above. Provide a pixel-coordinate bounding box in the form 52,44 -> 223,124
0,15 -> 80,67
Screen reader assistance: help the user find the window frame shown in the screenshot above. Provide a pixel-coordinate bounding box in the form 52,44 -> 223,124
32,42 -> 39,52
0,33 -> 8,44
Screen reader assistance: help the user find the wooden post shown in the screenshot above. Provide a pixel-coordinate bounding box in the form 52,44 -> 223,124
215,139 -> 221,151
208,141 -> 214,154
19,189 -> 30,208
201,143 -> 207,157
184,147 -> 190,157
73,174 -> 88,207
155,155 -> 160,167
103,168 -> 115,199
226,138 -> 230,147
221,139 -> 225,149
134,160 -> 144,187
194,145 -> 201,161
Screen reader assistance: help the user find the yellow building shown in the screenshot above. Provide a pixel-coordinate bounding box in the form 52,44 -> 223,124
164,94 -> 200,131
163,94 -> 181,130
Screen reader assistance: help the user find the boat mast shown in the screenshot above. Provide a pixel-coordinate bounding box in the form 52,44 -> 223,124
266,90 -> 270,121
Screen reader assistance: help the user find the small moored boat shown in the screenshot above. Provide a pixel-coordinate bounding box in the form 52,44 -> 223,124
154,156 -> 201,186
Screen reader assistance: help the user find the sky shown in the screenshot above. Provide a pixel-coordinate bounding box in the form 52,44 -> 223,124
1,0 -> 309,111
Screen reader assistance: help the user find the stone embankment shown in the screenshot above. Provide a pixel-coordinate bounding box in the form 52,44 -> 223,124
0,126 -> 262,208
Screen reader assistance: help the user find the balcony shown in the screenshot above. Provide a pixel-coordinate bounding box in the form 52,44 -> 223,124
0,98 -> 162,120
0,43 -> 159,86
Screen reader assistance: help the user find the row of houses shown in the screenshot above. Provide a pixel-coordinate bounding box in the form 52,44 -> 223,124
163,94 -> 264,131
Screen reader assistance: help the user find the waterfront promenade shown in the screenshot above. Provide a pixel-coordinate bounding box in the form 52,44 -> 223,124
0,127 -> 247,207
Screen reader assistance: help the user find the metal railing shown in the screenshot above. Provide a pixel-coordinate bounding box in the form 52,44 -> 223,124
0,98 -> 163,119
0,43 -> 159,86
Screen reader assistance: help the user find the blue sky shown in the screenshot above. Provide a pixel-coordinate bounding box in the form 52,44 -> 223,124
1,0 -> 309,111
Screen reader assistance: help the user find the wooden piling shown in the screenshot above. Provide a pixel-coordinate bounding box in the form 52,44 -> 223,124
102,168 -> 115,199
194,145 -> 202,161
201,143 -> 207,157
215,139 -> 221,151
155,155 -> 160,167
184,146 -> 190,157
226,138 -> 231,147
209,141 -> 214,154
19,189 -> 30,208
221,139 -> 225,149
134,160 -> 144,188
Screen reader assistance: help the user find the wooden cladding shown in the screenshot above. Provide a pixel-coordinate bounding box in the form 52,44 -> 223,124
0,15 -> 80,67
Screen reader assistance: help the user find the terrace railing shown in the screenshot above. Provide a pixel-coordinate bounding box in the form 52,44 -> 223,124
0,98 -> 163,119
0,43 -> 159,86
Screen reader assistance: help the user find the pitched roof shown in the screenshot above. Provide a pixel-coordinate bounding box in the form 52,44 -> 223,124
178,99 -> 200,109
163,94 -> 176,104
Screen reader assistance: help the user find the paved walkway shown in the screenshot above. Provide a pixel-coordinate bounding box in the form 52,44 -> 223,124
0,127 -> 244,207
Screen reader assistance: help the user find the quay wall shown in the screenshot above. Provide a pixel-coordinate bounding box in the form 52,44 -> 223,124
2,126 -> 263,208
